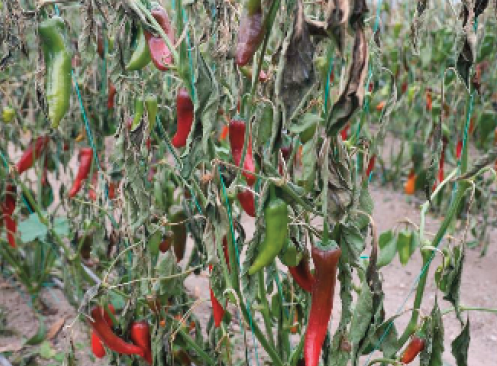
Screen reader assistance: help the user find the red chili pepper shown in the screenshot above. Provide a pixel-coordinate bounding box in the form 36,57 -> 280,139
229,119 -> 256,186
237,189 -> 256,217
107,81 -> 117,110
92,332 -> 106,358
219,125 -> 229,141
366,155 -> 376,177
235,6 -> 265,66
144,5 -> 175,71
401,81 -> 408,94
16,136 -> 50,174
172,88 -> 194,148
288,256 -> 315,293
89,306 -> 144,357
426,89 -> 432,111
130,321 -> 153,364
438,140 -> 446,183
69,148 -> 93,198
400,336 -> 425,364
209,237 -> 230,327
340,124 -> 350,140
304,241 -> 341,366
456,139 -> 463,159
1,183 -> 17,248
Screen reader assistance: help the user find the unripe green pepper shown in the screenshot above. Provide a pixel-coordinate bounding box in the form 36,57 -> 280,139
2,106 -> 15,123
144,94 -> 158,131
126,26 -> 151,71
38,17 -> 72,128
248,187 -> 288,274
170,206 -> 187,262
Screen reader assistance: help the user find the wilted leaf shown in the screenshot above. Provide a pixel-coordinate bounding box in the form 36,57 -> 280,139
451,318 -> 470,366
420,299 -> 444,366
46,317 -> 66,340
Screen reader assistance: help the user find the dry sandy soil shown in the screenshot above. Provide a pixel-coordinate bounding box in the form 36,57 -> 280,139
1,141 -> 496,365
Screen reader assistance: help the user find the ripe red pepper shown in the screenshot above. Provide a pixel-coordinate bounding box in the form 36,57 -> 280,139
340,124 -> 350,140
1,183 -> 17,248
69,148 -> 94,198
456,139 -> 463,159
237,189 -> 256,217
400,336 -> 425,364
209,237 -> 230,327
144,5 -> 175,71
366,155 -> 376,177
130,321 -> 153,364
89,306 -> 144,357
219,125 -> 229,141
107,81 -> 116,110
235,0 -> 265,67
438,140 -> 447,183
288,256 -> 315,293
426,89 -> 432,111
229,119 -> 256,186
16,136 -> 50,174
304,241 -> 341,366
91,332 -> 106,358
401,81 -> 408,94
172,88 -> 194,148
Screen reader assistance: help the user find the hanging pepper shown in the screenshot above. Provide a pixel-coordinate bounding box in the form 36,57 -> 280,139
366,155 -> 376,177
248,187 -> 288,275
1,183 -> 17,248
89,306 -> 144,357
172,88 -> 194,148
209,237 -> 229,327
219,125 -> 229,141
130,321 -> 153,364
69,148 -> 93,198
438,139 -> 447,184
288,256 -> 315,293
38,17 -> 72,128
16,136 -> 50,174
304,241 -> 341,366
340,124 -> 350,140
229,119 -> 256,186
126,26 -> 151,71
400,336 -> 425,364
235,0 -> 265,66
2,106 -> 15,123
404,169 -> 416,195
107,81 -> 116,110
456,139 -> 463,159
170,206 -> 187,262
425,89 -> 433,111
91,304 -> 116,359
144,4 -> 175,71
237,189 -> 256,217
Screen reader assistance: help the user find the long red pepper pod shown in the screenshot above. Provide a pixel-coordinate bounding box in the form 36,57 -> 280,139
91,332 -> 106,358
144,5 -> 175,71
456,139 -> 463,159
235,6 -> 265,66
229,119 -> 256,186
130,321 -> 153,364
366,155 -> 376,177
89,306 -> 144,357
1,183 -> 17,248
107,81 -> 117,110
400,336 -> 425,364
209,237 -> 230,327
69,148 -> 93,198
288,256 -> 315,293
16,136 -> 50,174
237,189 -> 256,217
304,241 -> 341,366
172,88 -> 194,148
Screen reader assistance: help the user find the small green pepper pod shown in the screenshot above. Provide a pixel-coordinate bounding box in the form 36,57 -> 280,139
126,26 -> 152,71
38,17 -> 72,128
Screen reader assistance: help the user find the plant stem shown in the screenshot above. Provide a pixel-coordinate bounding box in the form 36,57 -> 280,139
442,306 -> 497,316
177,328 -> 217,366
258,271 -> 276,348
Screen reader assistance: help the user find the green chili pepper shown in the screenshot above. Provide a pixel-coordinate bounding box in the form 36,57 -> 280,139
144,94 -> 158,131
131,98 -> 144,131
170,205 -> 187,262
38,17 -> 72,128
126,26 -> 151,71
248,186 -> 288,275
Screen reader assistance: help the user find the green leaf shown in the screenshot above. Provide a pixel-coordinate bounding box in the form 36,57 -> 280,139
420,299 -> 444,366
18,213 -> 69,243
377,230 -> 397,267
39,341 -> 56,359
297,137 -> 317,192
340,223 -> 366,266
451,318 -> 470,366
397,230 -> 414,265
356,182 -> 374,231
350,281 -> 373,359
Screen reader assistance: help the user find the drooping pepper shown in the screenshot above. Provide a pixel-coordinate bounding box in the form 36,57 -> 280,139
366,155 -> 376,177
144,4 -> 175,71
209,237 -> 229,327
248,188 -> 288,275
130,321 -> 153,364
304,241 -> 341,366
2,106 -> 15,123
172,88 -> 194,148
38,17 -> 72,128
91,304 -> 116,359
126,26 -> 151,71
229,119 -> 256,186
89,306 -> 144,357
340,124 -> 350,140
400,336 -> 425,364
235,0 -> 266,66
69,148 -> 93,198
237,189 -> 256,217
1,183 -> 17,248
456,139 -> 463,159
16,136 -> 50,174
404,169 -> 416,195
288,256 -> 315,293
107,81 -> 117,110
170,205 -> 187,262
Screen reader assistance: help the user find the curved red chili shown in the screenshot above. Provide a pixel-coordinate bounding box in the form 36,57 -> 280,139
237,189 -> 256,217
304,241 -> 341,366
91,332 -> 106,358
235,6 -> 265,67
229,119 -> 256,186
16,136 -> 50,174
366,155 -> 376,177
69,148 -> 93,198
107,81 -> 116,110
144,5 -> 175,71
130,321 -> 153,364
400,336 -> 425,364
209,237 -> 229,327
1,183 -> 17,248
172,88 -> 194,148
89,306 -> 144,357
288,256 -> 315,293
